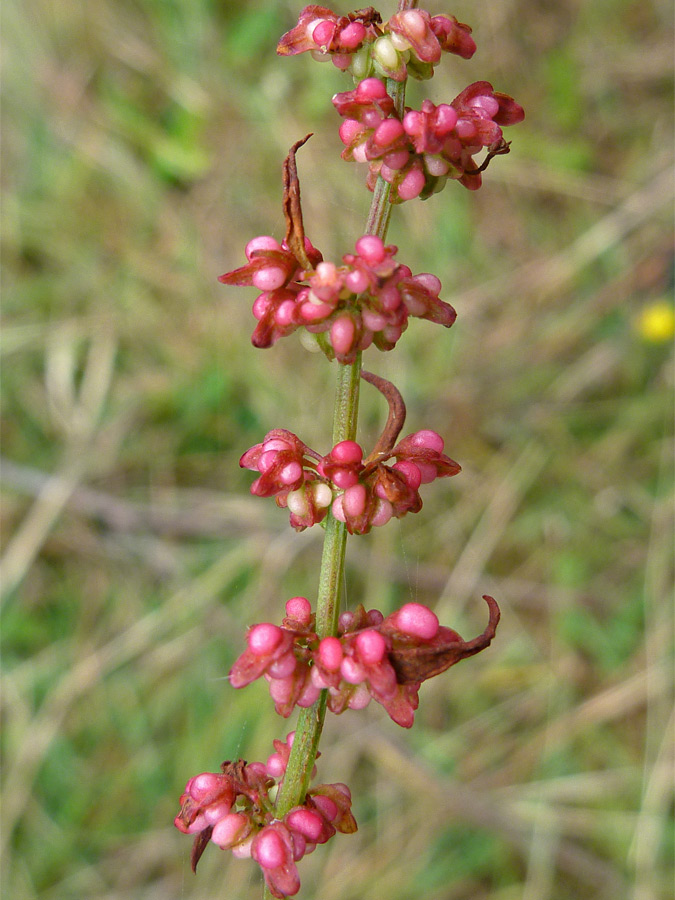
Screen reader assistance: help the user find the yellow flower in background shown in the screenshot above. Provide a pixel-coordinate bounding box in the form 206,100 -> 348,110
635,300 -> 675,343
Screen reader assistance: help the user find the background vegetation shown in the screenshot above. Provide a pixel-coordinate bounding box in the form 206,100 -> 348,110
2,1 -> 673,898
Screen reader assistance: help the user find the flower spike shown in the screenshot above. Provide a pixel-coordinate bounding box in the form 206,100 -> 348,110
182,3 -> 522,893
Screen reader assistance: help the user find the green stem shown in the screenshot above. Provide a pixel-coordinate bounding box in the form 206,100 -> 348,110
263,23 -> 412,899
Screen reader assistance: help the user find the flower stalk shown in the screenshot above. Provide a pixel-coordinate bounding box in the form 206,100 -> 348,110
273,60 -> 410,826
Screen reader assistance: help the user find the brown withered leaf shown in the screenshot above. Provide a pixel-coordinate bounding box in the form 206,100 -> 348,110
389,595 -> 500,684
282,134 -> 313,270
191,825 -> 213,873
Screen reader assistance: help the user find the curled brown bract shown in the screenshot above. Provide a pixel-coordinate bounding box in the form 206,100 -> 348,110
389,595 -> 501,684
360,371 -> 407,470
282,134 -> 313,270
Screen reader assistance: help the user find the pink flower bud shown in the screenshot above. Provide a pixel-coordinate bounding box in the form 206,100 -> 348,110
435,103 -> 458,133
393,459 -> 422,491
345,268 -> 370,293
430,14 -> 476,59
411,274 -> 442,296
311,19 -> 335,48
338,610 -> 355,632
355,234 -> 386,265
355,77 -> 389,102
211,812 -> 251,849
371,498 -> 393,527
373,117 -> 405,148
471,94 -> 500,117
332,469 -> 360,489
291,831 -> 307,860
311,795 -> 338,822
247,761 -> 268,779
340,21 -> 366,49
174,772 -> 235,835
286,808 -> 325,841
379,283 -> 402,310
267,651 -> 297,679
416,461 -> 438,484
338,118 -> 362,145
331,494 -> 346,522
268,674 -> 296,707
362,310 -> 388,332
347,683 -> 371,709
279,461 -> 303,484
394,602 -> 439,639
252,266 -> 288,291
455,117 -> 477,140
266,752 -> 286,778
331,440 -> 363,464
342,483 -> 367,518
318,636 -> 343,671
204,800 -> 235,825
248,623 -> 283,656
330,315 -> 356,357
352,142 -> 369,163
255,827 -> 287,868
274,298 -> 297,326
399,8 -> 427,40
263,436 -> 293,451
398,166 -> 426,200
383,149 -> 410,171
355,629 -> 387,664
382,323 -> 403,344
424,155 -> 451,177
258,450 -> 279,473
332,783 -> 352,801
310,666 -> 332,689
336,57 -> 360,75
252,293 -> 273,320
245,236 -> 281,259
285,596 -> 312,623
341,655 -> 366,684
297,679 -> 321,707
299,295 -> 333,321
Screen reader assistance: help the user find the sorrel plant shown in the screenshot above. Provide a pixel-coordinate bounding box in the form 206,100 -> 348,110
174,4 -> 524,897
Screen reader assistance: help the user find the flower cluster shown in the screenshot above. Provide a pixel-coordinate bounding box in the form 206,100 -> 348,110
238,429 -> 333,530
240,426 -> 460,534
277,6 -> 523,202
230,595 -> 500,729
336,77 -> 525,198
220,234 -> 456,361
277,6 -> 476,81
174,737 -> 356,898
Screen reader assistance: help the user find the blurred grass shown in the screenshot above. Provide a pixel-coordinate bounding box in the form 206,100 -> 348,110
1,1 -> 673,899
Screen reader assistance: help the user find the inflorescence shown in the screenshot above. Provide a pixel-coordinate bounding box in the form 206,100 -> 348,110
176,4 -> 521,896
